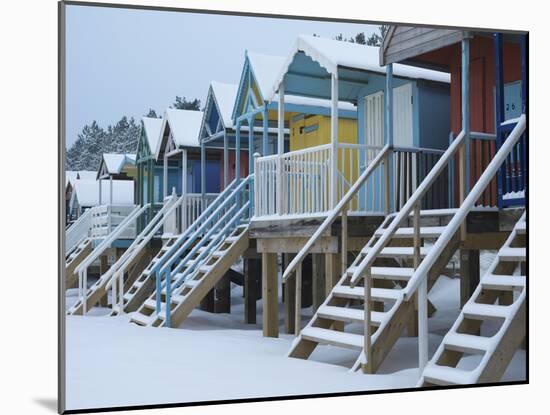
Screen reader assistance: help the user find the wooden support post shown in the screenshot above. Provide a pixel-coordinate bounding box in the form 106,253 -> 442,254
341,206 -> 348,275
199,289 -> 215,312
325,253 -> 343,331
262,252 -> 279,338
295,262 -> 302,335
99,255 -> 108,307
460,249 -> 480,307
312,253 -> 325,312
283,253 -> 296,334
408,203 -> 421,337
325,253 -> 339,295
244,257 -> 261,324
362,266 -> 373,374
213,274 -> 231,313
384,63 -> 393,215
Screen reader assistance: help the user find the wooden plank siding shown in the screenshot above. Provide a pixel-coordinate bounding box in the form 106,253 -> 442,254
382,26 -> 465,66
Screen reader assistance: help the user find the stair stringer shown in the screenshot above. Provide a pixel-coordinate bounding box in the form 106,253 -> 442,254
68,245 -> 151,315
419,213 -> 526,386
65,238 -> 92,289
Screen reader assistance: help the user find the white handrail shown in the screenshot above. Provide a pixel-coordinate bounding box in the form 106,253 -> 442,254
404,114 -> 526,300
76,204 -> 145,274
350,129 -> 467,287
65,208 -> 93,254
105,194 -> 181,291
282,144 -> 390,283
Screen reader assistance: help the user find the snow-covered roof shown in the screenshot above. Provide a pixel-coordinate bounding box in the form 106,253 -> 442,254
66,171 -> 78,186
159,108 -> 203,152
99,153 -> 136,177
210,81 -> 238,128
141,117 -> 163,154
269,35 -> 450,100
77,171 -> 97,181
73,179 -> 134,207
234,51 -> 356,118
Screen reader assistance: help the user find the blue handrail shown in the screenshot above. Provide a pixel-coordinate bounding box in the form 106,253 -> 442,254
148,178 -> 240,278
154,175 -> 253,317
164,200 -> 251,326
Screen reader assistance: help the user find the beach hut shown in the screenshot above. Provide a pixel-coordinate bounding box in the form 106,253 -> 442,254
231,51 -> 357,217
256,35 -> 451,217
68,179 -> 134,218
96,153 -> 137,205
380,28 -> 526,207
156,108 -> 221,228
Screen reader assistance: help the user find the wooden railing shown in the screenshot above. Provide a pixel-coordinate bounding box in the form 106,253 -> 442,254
392,146 -> 448,211
281,145 -> 390,334
65,207 -> 93,254
181,193 -> 219,231
254,142 -> 386,217
90,204 -> 137,239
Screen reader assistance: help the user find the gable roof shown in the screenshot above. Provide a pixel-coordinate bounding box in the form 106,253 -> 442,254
210,81 -> 238,128
72,179 -> 134,207
98,153 -> 136,178
155,109 -> 203,159
141,116 -> 164,155
77,171 -> 97,181
66,171 -> 78,186
232,50 -> 357,121
269,35 -> 450,100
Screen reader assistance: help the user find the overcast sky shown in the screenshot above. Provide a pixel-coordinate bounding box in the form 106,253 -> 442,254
65,4 -> 377,147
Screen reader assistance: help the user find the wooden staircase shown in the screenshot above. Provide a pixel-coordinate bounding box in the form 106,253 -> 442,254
419,212 -> 526,386
289,212 -> 460,372
67,245 -> 152,315
130,224 -> 249,327
65,238 -> 92,289
109,236 -> 180,315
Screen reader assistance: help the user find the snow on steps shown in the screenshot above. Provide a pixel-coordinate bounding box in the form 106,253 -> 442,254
374,226 -> 445,239
300,327 -> 364,350
418,212 -> 526,386
130,225 -> 249,328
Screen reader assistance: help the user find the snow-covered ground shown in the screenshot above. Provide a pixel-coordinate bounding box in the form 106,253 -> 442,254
65,261 -> 526,411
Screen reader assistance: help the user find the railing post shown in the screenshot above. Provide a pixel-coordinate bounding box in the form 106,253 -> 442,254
362,266 -> 372,373
165,269 -> 171,328
295,262 -> 302,336
384,151 -> 391,215
330,73 -> 339,209
155,270 -> 161,314
277,82 -> 285,215
341,204 -> 348,275
82,269 -> 87,314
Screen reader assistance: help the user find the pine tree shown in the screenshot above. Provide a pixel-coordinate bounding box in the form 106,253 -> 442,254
171,96 -> 201,111
145,108 -> 160,118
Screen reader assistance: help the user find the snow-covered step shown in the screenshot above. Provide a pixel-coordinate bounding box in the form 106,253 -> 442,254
143,299 -> 160,310
498,247 -> 526,262
123,293 -> 133,301
317,305 -> 384,326
443,332 -> 491,354
362,246 -> 431,258
422,365 -> 474,386
332,285 -> 403,302
225,236 -> 240,243
462,302 -> 510,321
481,274 -> 526,291
375,226 -> 445,239
300,327 -> 364,350
183,279 -> 199,289
130,312 -> 155,326
515,221 -> 526,235
345,266 -> 413,281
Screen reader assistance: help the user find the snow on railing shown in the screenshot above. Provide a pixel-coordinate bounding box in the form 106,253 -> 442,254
254,142 -> 385,217
157,175 -> 253,326
90,204 -> 137,239
65,207 -> 93,254
281,145 -> 390,335
106,193 -> 182,314
76,204 -> 146,314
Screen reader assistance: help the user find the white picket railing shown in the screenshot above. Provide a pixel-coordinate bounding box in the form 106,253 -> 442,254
254,142 -> 385,217
181,193 -> 219,231
90,204 -> 137,239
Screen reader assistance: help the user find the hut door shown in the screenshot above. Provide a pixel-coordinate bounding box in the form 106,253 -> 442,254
392,83 -> 414,148
365,91 -> 384,151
